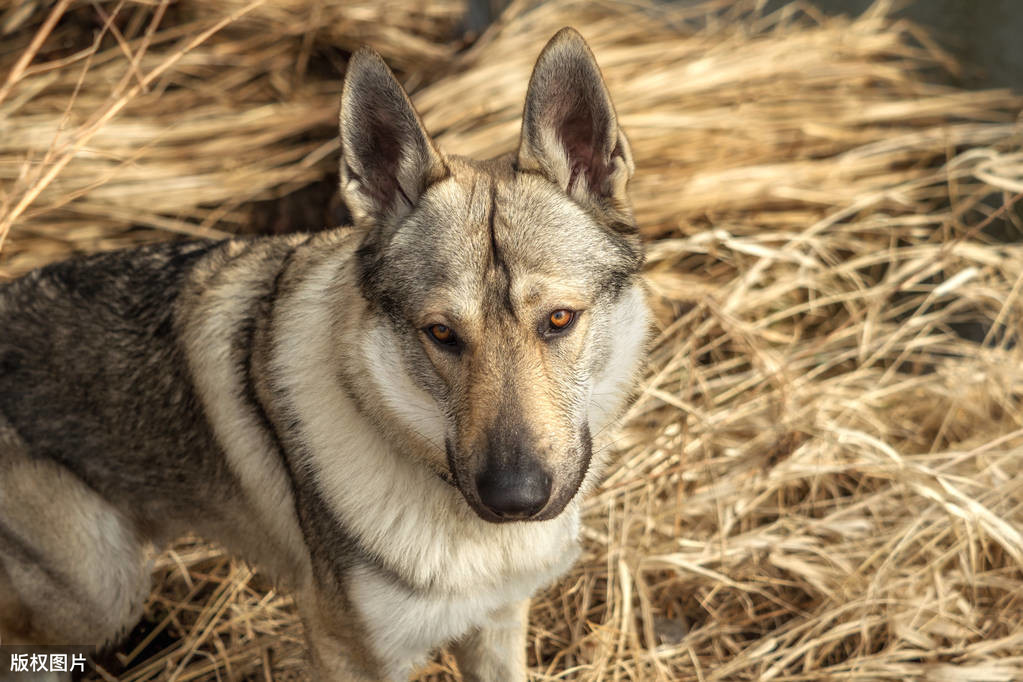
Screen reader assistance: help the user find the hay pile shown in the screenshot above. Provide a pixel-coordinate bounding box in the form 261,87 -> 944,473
3,0 -> 1023,680
0,0 -> 465,274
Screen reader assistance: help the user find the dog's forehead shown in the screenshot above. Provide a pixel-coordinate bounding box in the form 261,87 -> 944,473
387,160 -> 628,317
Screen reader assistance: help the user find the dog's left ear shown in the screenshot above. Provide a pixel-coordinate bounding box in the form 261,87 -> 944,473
517,28 -> 634,219
339,48 -> 446,227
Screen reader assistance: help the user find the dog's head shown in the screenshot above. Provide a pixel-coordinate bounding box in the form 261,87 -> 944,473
339,28 -> 649,523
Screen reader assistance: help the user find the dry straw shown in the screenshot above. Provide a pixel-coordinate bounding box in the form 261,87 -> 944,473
2,0 -> 1022,680
0,0 -> 465,273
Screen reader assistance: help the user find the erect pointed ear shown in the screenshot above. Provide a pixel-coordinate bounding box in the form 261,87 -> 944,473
517,28 -> 635,217
339,48 -> 447,227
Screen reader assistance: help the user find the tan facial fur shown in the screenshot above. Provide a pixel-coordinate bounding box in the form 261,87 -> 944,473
352,156 -> 644,523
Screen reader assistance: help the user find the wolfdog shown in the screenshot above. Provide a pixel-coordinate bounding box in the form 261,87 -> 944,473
0,27 -> 650,681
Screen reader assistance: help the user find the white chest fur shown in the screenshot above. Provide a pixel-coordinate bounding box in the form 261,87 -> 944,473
350,524 -> 579,680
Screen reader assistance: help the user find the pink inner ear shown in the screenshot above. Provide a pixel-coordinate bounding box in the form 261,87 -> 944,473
364,114 -> 405,207
346,107 -> 417,214
558,101 -> 610,197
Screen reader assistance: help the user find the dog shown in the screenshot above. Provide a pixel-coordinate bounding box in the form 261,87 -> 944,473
0,27 -> 650,681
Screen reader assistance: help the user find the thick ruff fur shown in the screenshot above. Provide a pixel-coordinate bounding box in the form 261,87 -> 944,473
0,28 -> 651,681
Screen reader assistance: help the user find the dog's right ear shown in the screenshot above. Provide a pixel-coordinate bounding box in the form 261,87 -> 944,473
339,49 -> 446,227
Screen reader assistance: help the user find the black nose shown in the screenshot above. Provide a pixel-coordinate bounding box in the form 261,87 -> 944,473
476,464 -> 552,520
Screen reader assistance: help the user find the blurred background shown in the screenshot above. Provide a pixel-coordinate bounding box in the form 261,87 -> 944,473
468,0 -> 1023,88
772,0 -> 1021,89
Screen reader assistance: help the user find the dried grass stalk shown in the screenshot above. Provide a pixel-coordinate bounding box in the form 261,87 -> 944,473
0,0 -> 466,276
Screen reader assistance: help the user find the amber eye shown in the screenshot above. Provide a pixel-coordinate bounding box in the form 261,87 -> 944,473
427,323 -> 457,346
548,309 -> 575,331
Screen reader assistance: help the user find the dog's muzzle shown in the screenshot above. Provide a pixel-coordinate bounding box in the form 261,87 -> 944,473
475,461 -> 552,520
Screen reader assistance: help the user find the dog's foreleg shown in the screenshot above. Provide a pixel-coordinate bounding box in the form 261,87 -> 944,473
451,599 -> 529,682
297,591 -> 388,682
